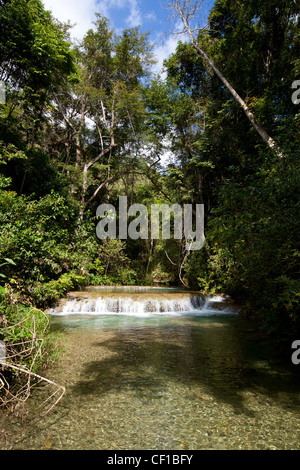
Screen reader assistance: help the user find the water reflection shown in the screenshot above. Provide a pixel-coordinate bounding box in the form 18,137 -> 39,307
3,288 -> 300,450
58,315 -> 299,417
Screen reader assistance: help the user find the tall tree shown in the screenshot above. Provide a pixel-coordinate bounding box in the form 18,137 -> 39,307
0,0 -> 75,108
51,16 -> 155,221
164,0 -> 294,158
0,0 -> 76,195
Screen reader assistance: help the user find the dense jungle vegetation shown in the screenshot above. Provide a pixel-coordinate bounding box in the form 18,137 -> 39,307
0,0 -> 299,389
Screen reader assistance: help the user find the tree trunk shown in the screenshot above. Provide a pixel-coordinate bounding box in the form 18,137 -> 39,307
71,134 -> 82,195
192,41 -> 284,158
78,162 -> 88,223
170,2 -> 284,158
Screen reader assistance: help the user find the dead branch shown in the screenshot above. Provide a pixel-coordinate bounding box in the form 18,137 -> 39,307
0,363 -> 65,418
0,307 -> 65,421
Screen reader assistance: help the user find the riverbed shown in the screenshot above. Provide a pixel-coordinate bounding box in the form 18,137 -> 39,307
1,287 -> 300,450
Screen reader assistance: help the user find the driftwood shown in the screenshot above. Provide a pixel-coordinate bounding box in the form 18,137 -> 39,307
0,363 -> 65,418
0,306 -> 65,420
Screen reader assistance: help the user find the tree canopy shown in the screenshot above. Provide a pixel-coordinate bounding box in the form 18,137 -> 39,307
0,0 -> 299,361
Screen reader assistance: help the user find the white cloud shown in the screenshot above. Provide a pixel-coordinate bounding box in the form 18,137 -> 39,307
42,0 -> 143,40
42,0 -> 98,41
96,0 -> 126,24
150,18 -> 190,77
151,35 -> 179,77
83,0 -> 143,32
41,0 -> 180,75
126,0 -> 143,28
96,0 -> 143,29
145,11 -> 157,22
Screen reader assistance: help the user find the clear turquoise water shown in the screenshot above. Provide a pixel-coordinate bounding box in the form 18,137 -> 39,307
2,288 -> 300,450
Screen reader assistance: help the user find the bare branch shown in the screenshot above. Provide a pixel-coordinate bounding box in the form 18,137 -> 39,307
0,307 -> 65,428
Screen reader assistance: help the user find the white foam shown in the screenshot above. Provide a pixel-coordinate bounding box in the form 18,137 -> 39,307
48,292 -> 237,318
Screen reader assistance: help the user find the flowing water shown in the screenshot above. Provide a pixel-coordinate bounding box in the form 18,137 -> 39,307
2,286 -> 300,450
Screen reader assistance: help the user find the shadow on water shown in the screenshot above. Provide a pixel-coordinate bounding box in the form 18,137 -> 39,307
3,288 -> 300,450
67,315 -> 300,416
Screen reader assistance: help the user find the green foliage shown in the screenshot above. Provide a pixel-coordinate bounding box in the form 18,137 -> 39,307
150,0 -> 300,343
0,257 -> 16,279
0,289 -> 51,371
0,190 -> 78,290
28,272 -> 89,308
93,239 -> 138,286
147,263 -> 175,286
0,0 -> 298,389
184,245 -> 232,294
0,0 -> 76,105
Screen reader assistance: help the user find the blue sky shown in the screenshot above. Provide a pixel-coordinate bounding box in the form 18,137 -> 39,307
42,0 -> 216,75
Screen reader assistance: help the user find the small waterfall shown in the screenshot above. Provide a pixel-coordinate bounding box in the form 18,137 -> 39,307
48,287 -> 237,317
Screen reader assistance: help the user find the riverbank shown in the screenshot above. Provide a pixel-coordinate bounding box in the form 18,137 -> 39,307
1,308 -> 300,450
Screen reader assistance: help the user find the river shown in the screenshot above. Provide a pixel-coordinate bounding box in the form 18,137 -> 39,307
1,287 -> 300,450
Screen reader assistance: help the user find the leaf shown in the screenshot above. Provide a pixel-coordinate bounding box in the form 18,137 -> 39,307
4,258 -> 16,265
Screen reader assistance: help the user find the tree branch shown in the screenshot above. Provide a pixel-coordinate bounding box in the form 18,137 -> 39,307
165,0 -> 284,158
